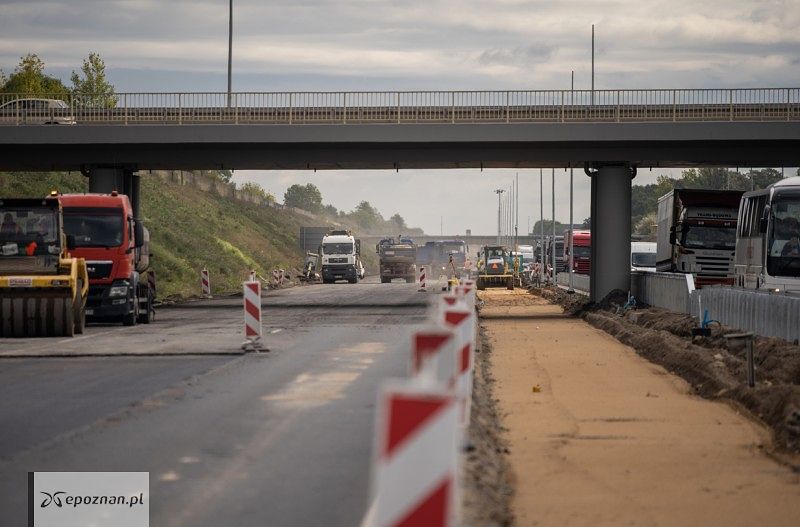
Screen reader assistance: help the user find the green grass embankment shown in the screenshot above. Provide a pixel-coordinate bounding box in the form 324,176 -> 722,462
0,172 -> 306,299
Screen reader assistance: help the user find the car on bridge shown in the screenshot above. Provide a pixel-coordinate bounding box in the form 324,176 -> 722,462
0,98 -> 76,125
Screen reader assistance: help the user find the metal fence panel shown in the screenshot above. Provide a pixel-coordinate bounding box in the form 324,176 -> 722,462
555,272 -> 590,293
690,287 -> 800,342
630,271 -> 692,313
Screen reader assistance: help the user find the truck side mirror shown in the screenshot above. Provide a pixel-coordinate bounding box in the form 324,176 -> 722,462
134,220 -> 145,248
66,234 -> 76,251
669,232 -> 676,245
355,240 -> 361,255
759,206 -> 770,234
376,244 -> 379,253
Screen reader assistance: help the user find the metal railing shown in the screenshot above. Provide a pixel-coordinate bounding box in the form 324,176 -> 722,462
689,286 -> 800,342
1,88 -> 798,125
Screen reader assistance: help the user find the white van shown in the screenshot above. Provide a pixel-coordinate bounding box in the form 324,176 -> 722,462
631,241 -> 657,272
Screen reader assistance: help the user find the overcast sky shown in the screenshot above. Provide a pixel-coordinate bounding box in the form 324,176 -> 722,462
2,0 -> 798,233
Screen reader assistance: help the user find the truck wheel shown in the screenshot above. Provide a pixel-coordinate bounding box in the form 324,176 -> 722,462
73,280 -> 85,335
122,300 -> 138,326
348,277 -> 358,284
381,277 -> 390,284
507,277 -> 515,290
138,291 -> 153,324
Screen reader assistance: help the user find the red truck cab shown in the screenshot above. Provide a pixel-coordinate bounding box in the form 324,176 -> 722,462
58,192 -> 153,325
564,229 -> 591,275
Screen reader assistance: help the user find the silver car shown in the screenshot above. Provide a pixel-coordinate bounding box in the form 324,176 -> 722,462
0,98 -> 76,124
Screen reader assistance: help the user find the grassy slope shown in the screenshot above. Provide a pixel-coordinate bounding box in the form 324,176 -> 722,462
0,172 -> 306,299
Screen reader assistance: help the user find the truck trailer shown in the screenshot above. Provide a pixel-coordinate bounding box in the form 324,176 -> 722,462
656,189 -> 743,286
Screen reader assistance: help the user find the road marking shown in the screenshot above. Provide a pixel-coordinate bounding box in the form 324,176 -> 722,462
57,329 -> 117,345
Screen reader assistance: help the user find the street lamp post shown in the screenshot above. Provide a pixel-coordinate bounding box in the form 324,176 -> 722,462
227,0 -> 233,108
495,189 -> 504,244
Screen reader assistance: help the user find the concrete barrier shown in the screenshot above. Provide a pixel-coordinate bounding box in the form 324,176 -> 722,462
630,271 -> 694,313
555,272 -> 590,294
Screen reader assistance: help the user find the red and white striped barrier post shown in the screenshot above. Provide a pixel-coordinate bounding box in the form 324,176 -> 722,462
242,280 -> 265,351
371,382 -> 459,527
411,329 -> 458,385
418,266 -> 426,292
440,301 -> 475,427
200,267 -> 211,297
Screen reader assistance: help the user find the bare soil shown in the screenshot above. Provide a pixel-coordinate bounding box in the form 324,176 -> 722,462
479,288 -> 800,526
540,286 -> 800,455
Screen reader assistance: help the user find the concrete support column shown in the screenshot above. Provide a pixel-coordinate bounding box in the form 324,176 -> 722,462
588,164 -> 635,302
85,167 -> 140,216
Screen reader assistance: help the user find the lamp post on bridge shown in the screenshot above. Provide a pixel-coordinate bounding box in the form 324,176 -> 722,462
227,0 -> 233,108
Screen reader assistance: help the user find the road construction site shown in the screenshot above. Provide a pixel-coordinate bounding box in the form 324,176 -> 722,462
2,277 -> 799,526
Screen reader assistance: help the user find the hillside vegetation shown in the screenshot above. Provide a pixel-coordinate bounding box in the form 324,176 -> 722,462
0,172 -> 306,299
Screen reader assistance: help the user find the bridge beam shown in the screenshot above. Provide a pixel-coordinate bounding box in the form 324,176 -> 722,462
587,163 -> 636,302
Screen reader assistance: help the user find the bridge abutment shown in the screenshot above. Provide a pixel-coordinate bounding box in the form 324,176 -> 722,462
587,163 -> 636,302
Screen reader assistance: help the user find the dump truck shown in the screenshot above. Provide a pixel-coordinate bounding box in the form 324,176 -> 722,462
0,196 -> 89,337
657,189 -> 743,286
476,245 -> 515,290
377,236 -> 417,283
59,192 -> 155,325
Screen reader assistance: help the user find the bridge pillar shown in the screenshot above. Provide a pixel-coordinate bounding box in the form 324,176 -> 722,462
85,167 -> 141,217
587,164 -> 636,302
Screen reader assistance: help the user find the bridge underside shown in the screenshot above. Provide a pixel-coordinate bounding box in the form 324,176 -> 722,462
0,122 -> 798,171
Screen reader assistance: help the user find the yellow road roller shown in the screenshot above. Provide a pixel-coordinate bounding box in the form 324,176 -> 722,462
0,197 -> 88,337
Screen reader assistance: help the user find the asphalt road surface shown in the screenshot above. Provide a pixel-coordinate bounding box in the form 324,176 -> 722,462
0,278 -> 433,526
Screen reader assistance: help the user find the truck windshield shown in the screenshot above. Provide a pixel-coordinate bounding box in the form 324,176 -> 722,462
1,207 -> 59,255
767,197 -> 800,277
63,210 -> 124,248
681,225 -> 736,250
632,252 -> 656,267
573,246 -> 591,258
323,242 -> 353,255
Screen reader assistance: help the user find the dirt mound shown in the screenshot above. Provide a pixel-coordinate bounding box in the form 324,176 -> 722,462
536,285 -> 800,455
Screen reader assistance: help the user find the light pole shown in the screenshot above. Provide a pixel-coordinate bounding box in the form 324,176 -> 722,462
568,165 -> 574,293
539,169 -> 544,284
227,0 -> 233,108
551,168 -> 556,283
591,24 -> 595,106
495,189 -> 504,244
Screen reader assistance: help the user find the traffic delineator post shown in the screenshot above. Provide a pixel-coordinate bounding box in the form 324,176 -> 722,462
440,301 -> 475,427
371,381 -> 459,527
200,267 -> 211,298
418,266 -> 427,292
411,328 -> 458,385
242,280 -> 267,352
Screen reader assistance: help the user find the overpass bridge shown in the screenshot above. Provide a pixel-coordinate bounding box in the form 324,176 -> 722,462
1,87 -> 799,300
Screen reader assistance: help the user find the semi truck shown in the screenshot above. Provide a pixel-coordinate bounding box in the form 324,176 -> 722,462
656,189 -> 743,286
563,229 -> 591,274
320,229 -> 364,284
59,192 -> 155,325
735,177 -> 800,293
0,195 -> 89,337
377,236 -> 417,283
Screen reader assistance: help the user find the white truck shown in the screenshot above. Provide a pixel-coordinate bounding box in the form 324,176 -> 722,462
320,230 -> 365,284
656,189 -> 743,287
631,241 -> 657,272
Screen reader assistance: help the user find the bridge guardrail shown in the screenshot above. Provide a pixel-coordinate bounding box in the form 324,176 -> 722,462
1,88 -> 798,125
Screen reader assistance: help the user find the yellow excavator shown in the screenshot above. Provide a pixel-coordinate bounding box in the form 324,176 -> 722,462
0,195 -> 88,337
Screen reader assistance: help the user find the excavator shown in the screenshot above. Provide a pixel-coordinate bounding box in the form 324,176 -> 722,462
0,195 -> 89,337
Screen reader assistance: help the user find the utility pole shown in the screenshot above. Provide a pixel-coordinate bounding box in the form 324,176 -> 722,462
515,173 -> 519,251
568,165 -> 574,293
552,168 -> 556,282
591,24 -> 595,106
539,168 -> 544,283
495,189 -> 504,244
227,0 -> 233,108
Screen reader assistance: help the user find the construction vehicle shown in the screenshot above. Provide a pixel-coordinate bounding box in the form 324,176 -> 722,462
0,196 -> 89,337
377,236 -> 417,283
657,189 -> 742,286
59,192 -> 155,325
320,229 -> 364,283
475,245 -> 515,291
299,251 -> 321,282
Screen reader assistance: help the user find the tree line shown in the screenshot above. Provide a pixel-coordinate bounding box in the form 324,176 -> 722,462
1,52 -> 116,107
